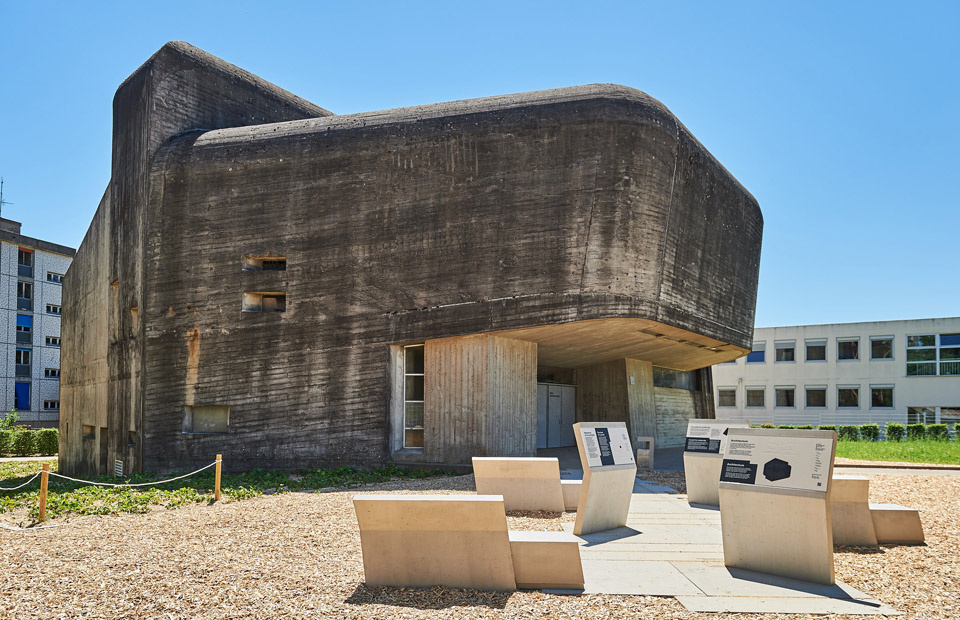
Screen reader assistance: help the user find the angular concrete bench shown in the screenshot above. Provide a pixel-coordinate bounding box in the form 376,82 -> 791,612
353,494 -> 584,592
870,504 -> 925,544
473,457 -> 567,512
561,479 -> 582,511
830,475 -> 879,546
830,475 -> 924,545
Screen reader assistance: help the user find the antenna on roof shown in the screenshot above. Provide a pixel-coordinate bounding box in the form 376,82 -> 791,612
0,177 -> 12,219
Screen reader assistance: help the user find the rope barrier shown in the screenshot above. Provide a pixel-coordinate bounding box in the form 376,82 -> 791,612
0,471 -> 42,491
47,461 -> 218,488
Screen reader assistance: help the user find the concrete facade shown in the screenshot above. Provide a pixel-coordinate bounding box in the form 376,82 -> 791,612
712,318 -> 960,430
0,218 -> 74,429
60,42 -> 762,475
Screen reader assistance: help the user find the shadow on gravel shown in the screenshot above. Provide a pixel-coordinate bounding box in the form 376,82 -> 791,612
345,584 -> 512,610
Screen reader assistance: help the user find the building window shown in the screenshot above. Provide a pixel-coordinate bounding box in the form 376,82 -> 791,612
242,292 -> 286,312
774,341 -> 796,363
940,334 -> 960,376
870,385 -> 894,409
941,407 -> 960,425
403,344 -> 425,448
906,334 -> 937,376
46,304 -> 62,315
15,348 -> 31,376
14,382 -> 30,410
15,314 -> 32,344
43,400 -> 60,410
805,386 -> 827,409
16,281 -> 33,310
17,248 -> 33,277
745,387 -> 765,408
775,386 -> 796,408
870,336 -> 894,360
907,406 -> 936,425
837,338 -> 859,361
44,368 -> 60,378
805,338 -> 827,362
718,388 -> 736,408
838,385 -> 860,409
182,405 -> 230,433
653,367 -> 695,390
47,272 -> 64,284
242,256 -> 287,271
46,336 -> 61,347
746,342 -> 765,363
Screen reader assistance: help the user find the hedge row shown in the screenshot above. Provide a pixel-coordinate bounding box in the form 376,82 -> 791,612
0,428 -> 58,456
752,423 -> 956,441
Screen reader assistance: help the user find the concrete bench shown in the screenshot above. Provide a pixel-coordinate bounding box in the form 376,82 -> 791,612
830,475 -> 924,546
353,494 -> 584,592
561,479 -> 582,511
635,436 -> 654,470
473,457 -> 566,512
830,475 -> 878,546
870,504 -> 925,544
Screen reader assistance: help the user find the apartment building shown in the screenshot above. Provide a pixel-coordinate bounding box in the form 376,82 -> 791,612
1,217 -> 75,428
712,318 -> 960,429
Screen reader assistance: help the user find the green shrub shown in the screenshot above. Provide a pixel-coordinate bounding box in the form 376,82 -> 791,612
906,424 -> 926,440
796,425 -> 814,429
0,429 -> 12,455
885,422 -> 905,441
926,424 -> 949,440
11,430 -> 37,456
777,425 -> 796,429
36,428 -> 58,455
860,424 -> 880,442
818,425 -> 837,432
760,423 -> 776,429
0,410 -> 21,431
838,425 -> 860,441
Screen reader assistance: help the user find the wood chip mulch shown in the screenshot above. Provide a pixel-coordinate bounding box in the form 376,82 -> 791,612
1,472 -> 957,619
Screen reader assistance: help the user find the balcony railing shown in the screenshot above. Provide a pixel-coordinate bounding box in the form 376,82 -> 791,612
18,264 -> 33,278
15,364 -> 31,377
15,332 -> 31,344
16,297 -> 32,311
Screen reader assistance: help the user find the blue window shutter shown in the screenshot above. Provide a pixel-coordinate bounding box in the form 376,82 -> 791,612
16,314 -> 32,328
15,383 -> 30,410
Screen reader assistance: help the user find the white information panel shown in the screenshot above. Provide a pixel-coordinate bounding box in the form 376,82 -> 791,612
720,431 -> 834,493
684,420 -> 750,454
580,424 -> 636,468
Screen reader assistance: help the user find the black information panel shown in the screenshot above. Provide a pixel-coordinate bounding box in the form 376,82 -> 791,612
719,459 -> 758,484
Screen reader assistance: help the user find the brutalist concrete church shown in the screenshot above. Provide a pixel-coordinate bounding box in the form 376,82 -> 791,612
60,42 -> 762,476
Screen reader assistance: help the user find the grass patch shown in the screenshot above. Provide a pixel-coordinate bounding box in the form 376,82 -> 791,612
0,459 -> 456,523
836,440 -> 960,465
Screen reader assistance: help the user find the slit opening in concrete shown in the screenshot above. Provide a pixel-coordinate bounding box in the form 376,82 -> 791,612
242,292 -> 286,313
128,430 -> 137,446
242,256 -> 286,271
182,405 -> 230,434
82,424 -> 94,438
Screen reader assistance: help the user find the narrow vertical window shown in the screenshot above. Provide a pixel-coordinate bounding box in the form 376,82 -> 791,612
403,344 -> 425,449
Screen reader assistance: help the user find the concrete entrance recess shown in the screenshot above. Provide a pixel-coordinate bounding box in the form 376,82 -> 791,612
554,472 -> 900,615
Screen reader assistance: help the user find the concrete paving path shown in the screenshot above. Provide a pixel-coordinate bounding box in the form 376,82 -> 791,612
553,475 -> 900,615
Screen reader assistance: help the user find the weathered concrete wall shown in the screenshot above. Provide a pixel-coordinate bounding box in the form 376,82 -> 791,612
65,42 -> 762,473
654,387 -> 695,448
60,189 -> 110,477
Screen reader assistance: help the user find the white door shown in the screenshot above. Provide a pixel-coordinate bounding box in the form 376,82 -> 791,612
560,385 -> 576,446
536,384 -> 548,449
547,386 -> 563,448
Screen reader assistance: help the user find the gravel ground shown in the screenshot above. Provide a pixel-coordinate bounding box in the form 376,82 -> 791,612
1,472 -> 957,619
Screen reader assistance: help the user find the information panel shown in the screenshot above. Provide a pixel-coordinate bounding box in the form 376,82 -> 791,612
720,432 -> 834,493
580,424 -> 635,468
684,420 -> 750,454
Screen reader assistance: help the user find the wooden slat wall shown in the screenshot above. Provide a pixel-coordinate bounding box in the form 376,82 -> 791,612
486,337 -> 538,457
423,335 -> 536,463
625,359 -> 657,440
575,359 -> 631,427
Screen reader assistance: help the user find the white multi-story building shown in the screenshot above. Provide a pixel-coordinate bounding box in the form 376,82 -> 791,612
0,217 -> 75,428
712,318 -> 960,430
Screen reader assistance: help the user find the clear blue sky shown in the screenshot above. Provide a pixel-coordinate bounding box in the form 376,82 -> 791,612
1,1 -> 957,327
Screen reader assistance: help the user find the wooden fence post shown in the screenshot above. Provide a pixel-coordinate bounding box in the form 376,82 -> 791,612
215,454 -> 222,502
39,463 -> 50,522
